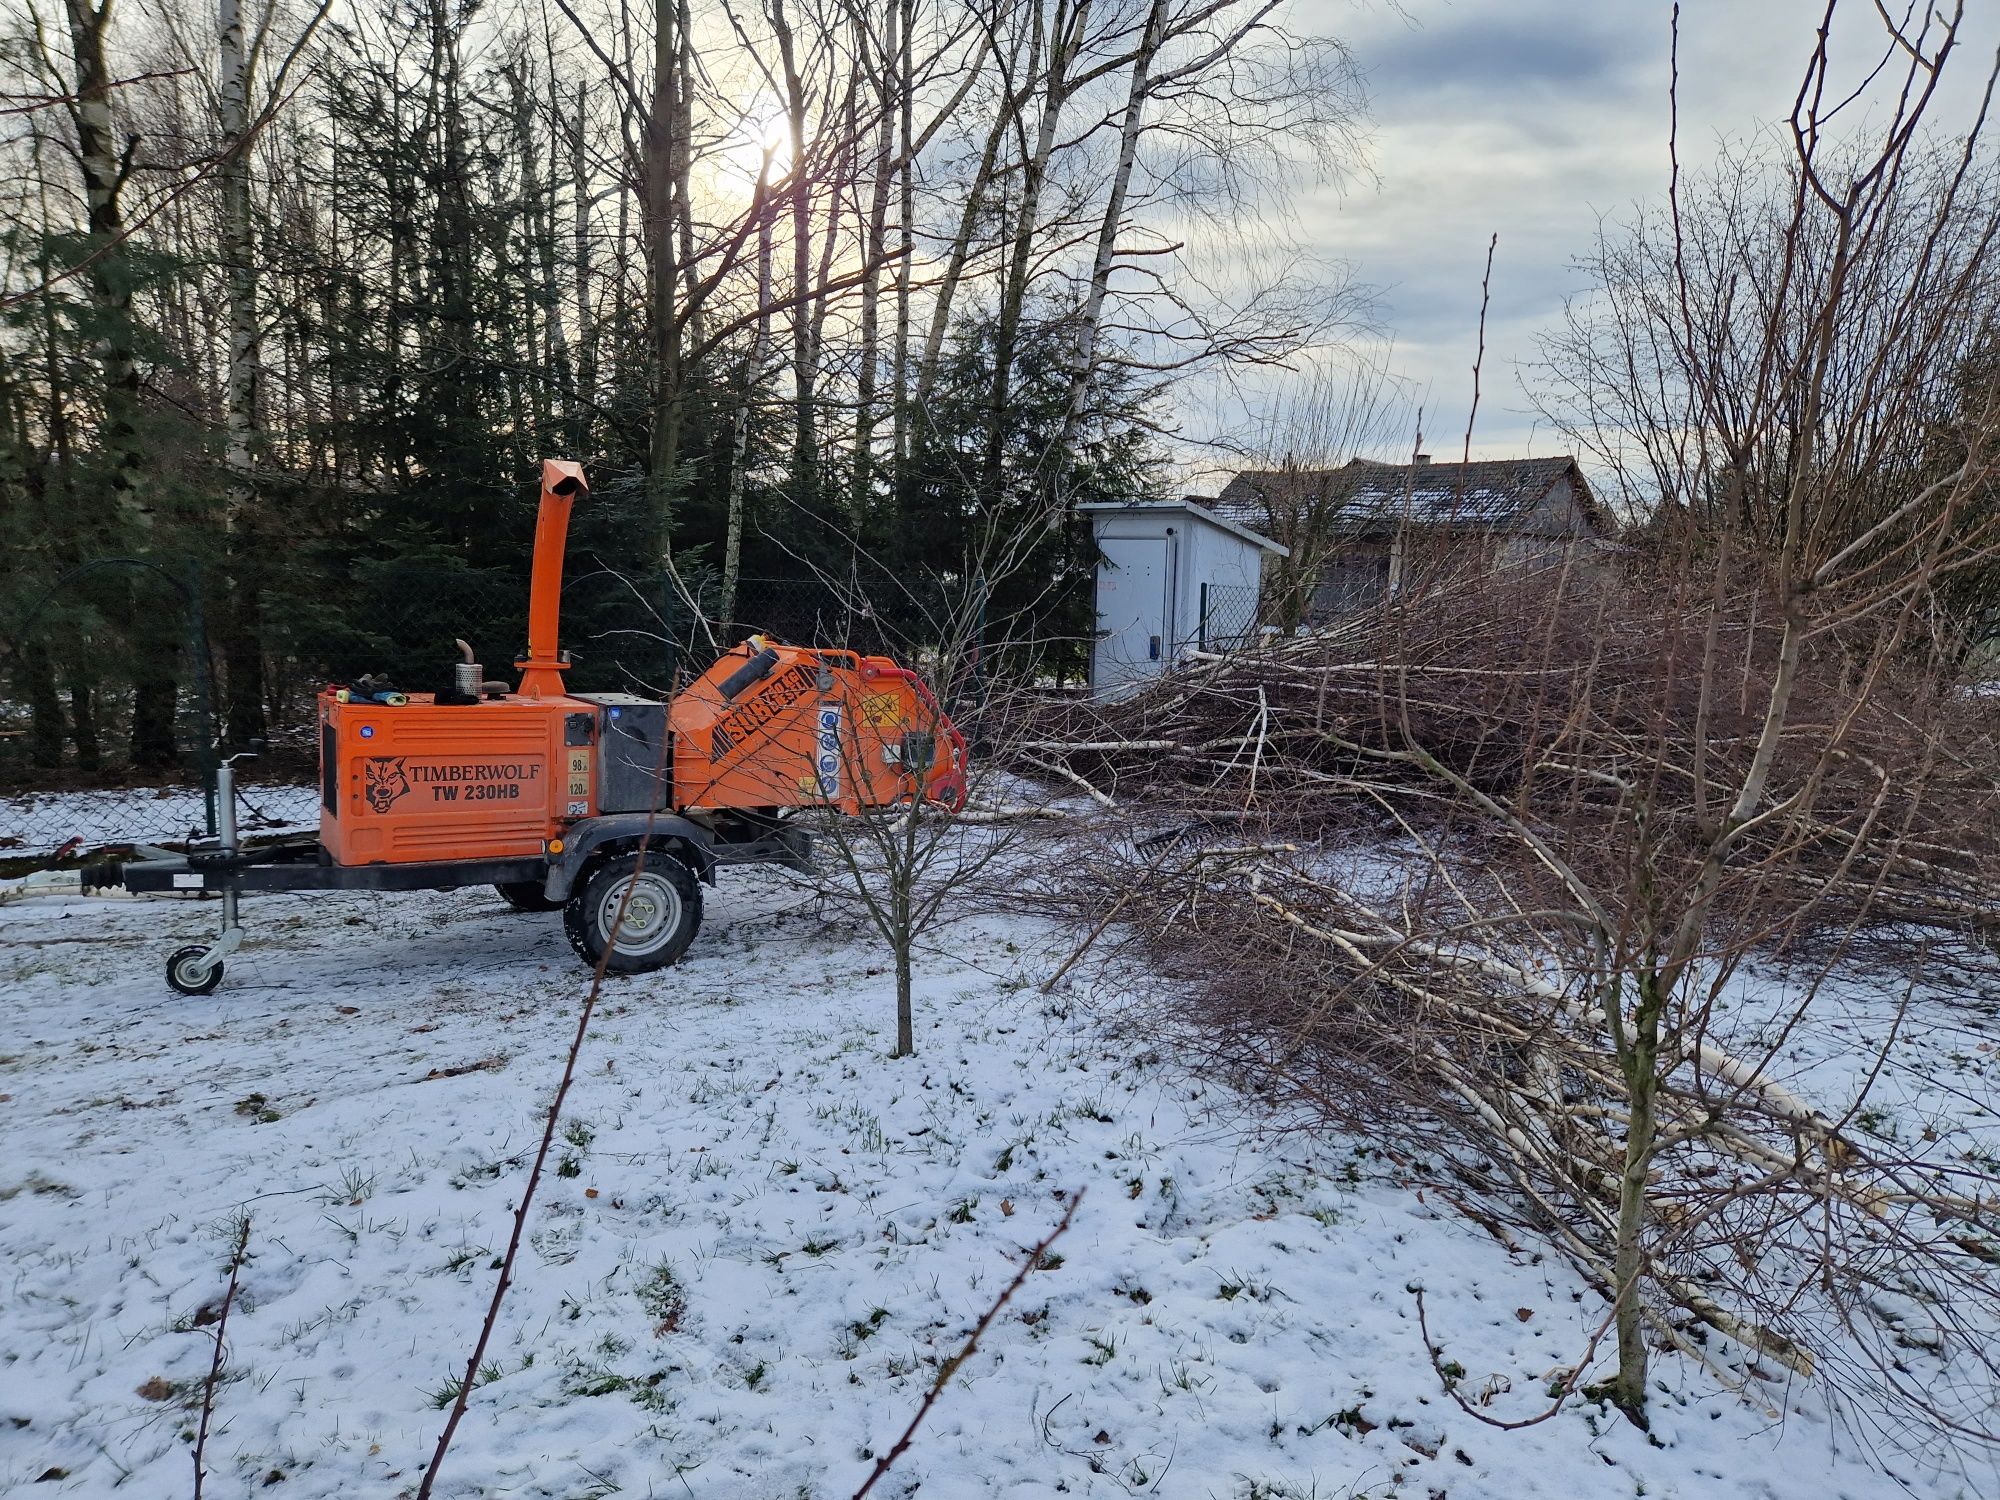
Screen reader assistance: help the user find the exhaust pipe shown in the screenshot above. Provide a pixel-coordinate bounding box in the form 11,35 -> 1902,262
453,638 -> 483,699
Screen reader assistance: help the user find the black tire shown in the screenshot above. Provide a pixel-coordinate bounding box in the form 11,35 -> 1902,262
563,849 -> 703,973
165,944 -> 223,996
495,880 -> 565,913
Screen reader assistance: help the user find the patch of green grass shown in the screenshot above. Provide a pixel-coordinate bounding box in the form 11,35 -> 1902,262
800,1235 -> 840,1258
312,1167 -> 377,1206
1216,1272 -> 1280,1303
234,1092 -> 281,1124
562,1365 -> 634,1399
636,1259 -> 687,1331
1161,1356 -> 1213,1395
1856,1107 -> 1898,1140
948,1196 -> 978,1224
426,1361 -> 503,1408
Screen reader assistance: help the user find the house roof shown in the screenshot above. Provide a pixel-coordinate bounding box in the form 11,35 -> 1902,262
1213,457 -> 1608,538
1079,498 -> 1290,556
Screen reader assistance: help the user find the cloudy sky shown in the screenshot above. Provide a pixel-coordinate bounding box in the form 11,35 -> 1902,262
1273,0 -> 2000,464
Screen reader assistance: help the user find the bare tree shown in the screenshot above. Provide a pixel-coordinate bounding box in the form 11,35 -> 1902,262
1228,350 -> 1411,630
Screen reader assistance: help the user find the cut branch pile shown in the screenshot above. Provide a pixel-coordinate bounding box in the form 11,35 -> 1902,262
1013,568 -> 2000,947
1004,567 -> 2000,1446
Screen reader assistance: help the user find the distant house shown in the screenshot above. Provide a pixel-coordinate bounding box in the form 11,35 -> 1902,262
1212,455 -> 1616,621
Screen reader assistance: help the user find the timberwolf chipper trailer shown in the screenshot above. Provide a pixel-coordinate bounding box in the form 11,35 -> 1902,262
86,460 -> 967,993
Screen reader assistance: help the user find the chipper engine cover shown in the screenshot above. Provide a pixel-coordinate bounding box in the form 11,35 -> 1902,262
317,640 -> 965,866
318,695 -> 600,865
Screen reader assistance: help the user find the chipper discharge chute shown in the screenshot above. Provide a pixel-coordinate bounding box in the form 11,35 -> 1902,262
85,460 -> 968,994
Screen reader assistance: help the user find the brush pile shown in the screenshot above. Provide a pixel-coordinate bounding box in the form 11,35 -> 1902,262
1016,567 -> 2000,945
1007,565 -> 2000,1442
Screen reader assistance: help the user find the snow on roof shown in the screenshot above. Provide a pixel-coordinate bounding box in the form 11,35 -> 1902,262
1079,498 -> 1290,555
1212,456 -> 1606,537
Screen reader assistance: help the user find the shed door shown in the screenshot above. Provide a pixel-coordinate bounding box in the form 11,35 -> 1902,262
1097,536 -> 1169,690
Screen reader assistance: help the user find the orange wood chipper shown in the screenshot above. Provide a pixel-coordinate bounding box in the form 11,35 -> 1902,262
89,460 -> 968,993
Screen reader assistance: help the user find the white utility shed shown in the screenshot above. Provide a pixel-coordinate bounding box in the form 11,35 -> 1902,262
1082,500 -> 1287,698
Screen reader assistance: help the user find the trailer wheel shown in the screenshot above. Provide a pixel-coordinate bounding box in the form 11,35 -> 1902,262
564,850 -> 702,973
165,944 -> 223,996
494,880 -> 564,913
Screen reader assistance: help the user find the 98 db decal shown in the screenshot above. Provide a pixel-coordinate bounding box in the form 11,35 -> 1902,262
815,703 -> 843,799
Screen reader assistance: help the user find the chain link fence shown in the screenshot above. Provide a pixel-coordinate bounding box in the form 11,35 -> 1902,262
1194,583 -> 1262,654
0,560 -> 231,867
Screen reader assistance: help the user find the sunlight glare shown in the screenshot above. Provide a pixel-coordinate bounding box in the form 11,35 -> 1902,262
723,106 -> 794,192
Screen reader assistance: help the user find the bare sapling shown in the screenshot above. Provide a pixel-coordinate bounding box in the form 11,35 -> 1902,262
416,733 -> 675,1498
849,1192 -> 1081,1498
806,562 -> 1061,1058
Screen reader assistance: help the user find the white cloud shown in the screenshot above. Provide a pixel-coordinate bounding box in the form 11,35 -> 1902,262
1208,0 -> 2000,472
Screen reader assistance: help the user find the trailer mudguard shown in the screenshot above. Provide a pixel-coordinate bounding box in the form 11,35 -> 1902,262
544,814 -> 717,900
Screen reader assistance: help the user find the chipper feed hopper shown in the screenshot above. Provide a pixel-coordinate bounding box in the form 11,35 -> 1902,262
88,460 -> 968,993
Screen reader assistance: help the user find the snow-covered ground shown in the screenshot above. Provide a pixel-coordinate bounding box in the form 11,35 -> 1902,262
1,865 -> 1988,1498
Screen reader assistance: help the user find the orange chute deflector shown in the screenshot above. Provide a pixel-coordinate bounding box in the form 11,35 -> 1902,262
517,459 -> 587,698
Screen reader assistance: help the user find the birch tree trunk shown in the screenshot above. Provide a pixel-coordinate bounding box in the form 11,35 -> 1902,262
62,0 -> 145,526
572,80 -> 597,456
890,0 -> 915,479
1056,0 -> 1163,459
913,101 -> 1006,412
721,170 -> 776,627
644,0 -> 686,560
218,0 -> 266,741
62,0 -> 182,767
768,0 -> 819,516
980,0 -> 1083,519
850,2 -> 897,519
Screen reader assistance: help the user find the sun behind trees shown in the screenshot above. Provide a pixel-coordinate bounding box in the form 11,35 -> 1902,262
0,0 -> 1366,777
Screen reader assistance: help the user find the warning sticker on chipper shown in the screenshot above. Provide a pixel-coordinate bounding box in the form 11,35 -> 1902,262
815,703 -> 843,799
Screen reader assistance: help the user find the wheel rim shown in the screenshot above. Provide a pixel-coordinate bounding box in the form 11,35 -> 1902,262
599,872 -> 681,957
172,952 -> 213,987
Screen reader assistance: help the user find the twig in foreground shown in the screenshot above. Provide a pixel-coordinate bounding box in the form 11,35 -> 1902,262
851,1192 -> 1084,1499
192,1214 -> 252,1500
1412,1280 -> 1620,1431
416,732 -> 672,1499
